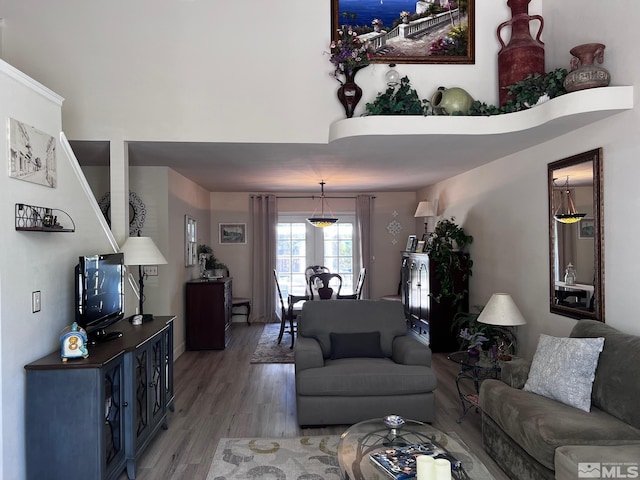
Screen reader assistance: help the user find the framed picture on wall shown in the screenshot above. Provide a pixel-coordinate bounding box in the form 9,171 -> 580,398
220,223 -> 246,244
330,0 -> 475,65
578,218 -> 595,239
185,215 -> 197,266
8,117 -> 57,187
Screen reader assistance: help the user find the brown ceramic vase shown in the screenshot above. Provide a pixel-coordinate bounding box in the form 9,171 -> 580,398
337,67 -> 363,118
563,43 -> 611,92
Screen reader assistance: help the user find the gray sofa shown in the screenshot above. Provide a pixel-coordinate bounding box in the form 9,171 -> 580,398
479,320 -> 640,480
294,299 -> 437,426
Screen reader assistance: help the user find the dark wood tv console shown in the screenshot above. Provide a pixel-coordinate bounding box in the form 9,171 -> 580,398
24,315 -> 175,480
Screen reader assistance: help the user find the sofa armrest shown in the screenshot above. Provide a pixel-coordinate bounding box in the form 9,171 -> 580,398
294,336 -> 324,372
392,336 -> 432,366
499,357 -> 531,389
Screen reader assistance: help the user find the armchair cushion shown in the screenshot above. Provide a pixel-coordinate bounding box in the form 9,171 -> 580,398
391,335 -> 432,366
300,299 -> 407,358
296,357 -> 436,397
329,331 -> 384,359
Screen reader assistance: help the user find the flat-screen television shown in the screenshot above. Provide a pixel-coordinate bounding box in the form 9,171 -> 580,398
75,252 -> 125,344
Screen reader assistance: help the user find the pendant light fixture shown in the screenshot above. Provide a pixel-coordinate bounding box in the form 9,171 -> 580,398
554,176 -> 586,224
307,180 -> 338,228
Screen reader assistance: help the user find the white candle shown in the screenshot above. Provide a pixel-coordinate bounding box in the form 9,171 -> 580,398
416,455 -> 435,480
434,458 -> 452,480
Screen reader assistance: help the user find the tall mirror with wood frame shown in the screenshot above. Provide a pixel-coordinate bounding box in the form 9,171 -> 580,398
548,148 -> 604,321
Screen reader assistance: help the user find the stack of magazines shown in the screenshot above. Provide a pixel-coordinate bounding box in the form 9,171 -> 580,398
369,442 -> 470,480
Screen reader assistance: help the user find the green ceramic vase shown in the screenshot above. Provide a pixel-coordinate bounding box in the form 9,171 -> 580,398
430,86 -> 474,115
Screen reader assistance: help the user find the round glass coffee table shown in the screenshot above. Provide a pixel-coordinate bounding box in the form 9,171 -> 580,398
337,416 -> 491,480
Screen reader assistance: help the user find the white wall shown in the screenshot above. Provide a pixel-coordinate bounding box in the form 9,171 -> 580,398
417,0 -> 640,357
0,61 -> 130,480
0,0 -> 538,146
168,168 -> 211,353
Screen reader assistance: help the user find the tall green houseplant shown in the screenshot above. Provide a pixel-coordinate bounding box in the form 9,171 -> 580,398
424,217 -> 473,309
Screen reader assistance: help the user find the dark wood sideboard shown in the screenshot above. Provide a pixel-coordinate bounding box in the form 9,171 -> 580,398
24,316 -> 175,480
401,252 -> 468,353
186,278 -> 232,349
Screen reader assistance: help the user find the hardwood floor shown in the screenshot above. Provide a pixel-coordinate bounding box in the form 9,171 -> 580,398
121,323 -> 511,480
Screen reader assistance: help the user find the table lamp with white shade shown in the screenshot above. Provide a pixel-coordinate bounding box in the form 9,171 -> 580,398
414,201 -> 437,236
120,235 -> 168,320
477,293 -> 527,360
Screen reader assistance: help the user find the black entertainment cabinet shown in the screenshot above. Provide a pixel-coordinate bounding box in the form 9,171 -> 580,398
24,316 -> 175,480
401,252 -> 468,353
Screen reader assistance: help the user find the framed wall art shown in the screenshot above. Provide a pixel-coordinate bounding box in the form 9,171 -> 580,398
578,218 -> 595,239
185,215 -> 197,266
331,0 -> 475,64
8,118 -> 57,187
220,223 -> 246,245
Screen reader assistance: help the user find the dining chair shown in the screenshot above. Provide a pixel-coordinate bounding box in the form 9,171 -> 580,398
308,272 -> 343,300
337,267 -> 366,300
274,269 -> 304,348
223,267 -> 252,324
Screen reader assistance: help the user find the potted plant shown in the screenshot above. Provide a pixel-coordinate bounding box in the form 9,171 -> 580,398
365,76 -> 430,116
198,244 -> 228,277
458,328 -> 488,358
453,305 -> 518,357
424,217 -> 473,308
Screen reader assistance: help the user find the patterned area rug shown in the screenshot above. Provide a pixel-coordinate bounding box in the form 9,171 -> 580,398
250,323 -> 294,364
207,433 -> 495,479
207,436 -> 340,479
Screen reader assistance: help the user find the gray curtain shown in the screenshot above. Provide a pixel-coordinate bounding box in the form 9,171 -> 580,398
355,195 -> 373,299
250,194 -> 278,323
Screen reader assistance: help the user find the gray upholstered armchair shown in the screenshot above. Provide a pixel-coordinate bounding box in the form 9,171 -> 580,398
294,299 -> 437,426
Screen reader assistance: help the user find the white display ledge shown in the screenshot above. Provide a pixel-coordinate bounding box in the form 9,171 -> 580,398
328,86 -> 634,144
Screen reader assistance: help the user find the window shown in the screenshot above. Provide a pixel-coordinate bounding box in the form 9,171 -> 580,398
277,215 -> 356,297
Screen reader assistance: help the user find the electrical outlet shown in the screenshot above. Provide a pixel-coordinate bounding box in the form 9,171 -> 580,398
32,291 -> 41,313
143,265 -> 158,276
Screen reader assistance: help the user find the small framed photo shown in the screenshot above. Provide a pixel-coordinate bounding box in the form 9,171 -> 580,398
416,240 -> 426,253
406,235 -> 417,252
220,223 -> 246,244
578,218 -> 595,239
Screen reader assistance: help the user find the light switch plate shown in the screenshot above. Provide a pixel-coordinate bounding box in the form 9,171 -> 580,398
143,265 -> 158,276
32,291 -> 41,313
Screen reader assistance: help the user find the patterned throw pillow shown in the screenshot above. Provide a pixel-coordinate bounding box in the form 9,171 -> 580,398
523,333 -> 605,412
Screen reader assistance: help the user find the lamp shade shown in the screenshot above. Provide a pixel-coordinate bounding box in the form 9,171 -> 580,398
120,236 -> 168,266
414,201 -> 436,218
477,293 -> 527,326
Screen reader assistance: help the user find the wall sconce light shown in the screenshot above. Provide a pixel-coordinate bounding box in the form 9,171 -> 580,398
414,200 -> 437,235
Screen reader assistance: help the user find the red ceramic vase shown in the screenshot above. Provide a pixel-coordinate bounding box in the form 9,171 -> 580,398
497,0 -> 545,106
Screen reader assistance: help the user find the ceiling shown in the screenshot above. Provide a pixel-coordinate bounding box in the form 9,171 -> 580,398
69,132 -> 548,194
70,137 -> 493,194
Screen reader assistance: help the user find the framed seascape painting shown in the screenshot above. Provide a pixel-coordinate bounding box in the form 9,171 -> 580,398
331,0 -> 474,64
8,118 -> 57,187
